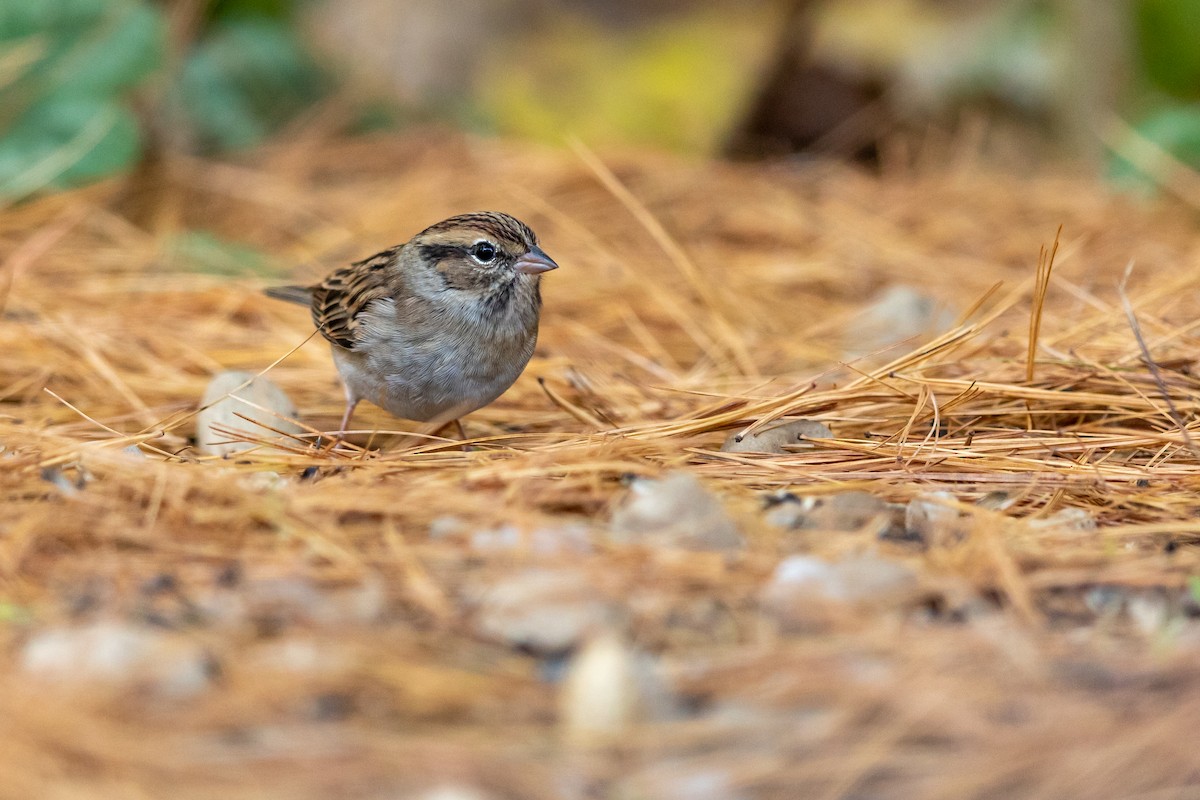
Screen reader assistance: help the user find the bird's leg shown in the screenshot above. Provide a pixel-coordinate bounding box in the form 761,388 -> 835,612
337,399 -> 359,439
422,419 -> 471,452
451,422 -> 477,453
323,386 -> 359,450
451,419 -> 475,452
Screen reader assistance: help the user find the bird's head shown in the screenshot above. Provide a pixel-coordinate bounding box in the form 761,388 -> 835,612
411,212 -> 558,293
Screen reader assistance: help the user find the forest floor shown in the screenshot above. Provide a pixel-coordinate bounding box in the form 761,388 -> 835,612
3,130 -> 1200,799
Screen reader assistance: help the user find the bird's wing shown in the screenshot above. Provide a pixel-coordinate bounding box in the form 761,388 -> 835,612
308,247 -> 401,349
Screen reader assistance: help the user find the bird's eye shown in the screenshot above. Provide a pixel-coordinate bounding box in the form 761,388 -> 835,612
472,242 -> 497,263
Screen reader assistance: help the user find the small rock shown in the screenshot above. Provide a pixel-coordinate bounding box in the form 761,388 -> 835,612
976,491 -> 1016,511
905,491 -> 966,546
763,494 -> 810,529
428,515 -> 467,539
845,284 -> 955,358
200,574 -> 385,631
470,524 -> 522,551
196,370 -> 303,456
721,419 -> 833,454
765,491 -> 904,536
828,556 -> 920,604
1086,586 -> 1175,637
611,472 -> 742,551
560,630 -> 640,744
471,522 -> 592,556
40,465 -> 86,497
762,554 -> 921,629
472,569 -> 612,653
1127,591 -> 1171,637
410,787 -> 494,800
616,764 -> 748,800
239,470 -> 287,492
1027,507 -> 1096,533
22,622 -> 213,697
1084,585 -> 1125,618
248,637 -> 348,674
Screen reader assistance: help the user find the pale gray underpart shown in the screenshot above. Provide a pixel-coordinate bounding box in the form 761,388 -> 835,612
334,293 -> 538,425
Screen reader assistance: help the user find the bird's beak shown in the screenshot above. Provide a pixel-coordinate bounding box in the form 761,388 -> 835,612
514,246 -> 559,275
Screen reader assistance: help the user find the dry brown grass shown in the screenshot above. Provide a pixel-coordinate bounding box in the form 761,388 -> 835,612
3,129 -> 1200,798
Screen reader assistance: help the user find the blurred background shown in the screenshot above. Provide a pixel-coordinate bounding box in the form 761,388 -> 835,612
0,0 -> 1197,202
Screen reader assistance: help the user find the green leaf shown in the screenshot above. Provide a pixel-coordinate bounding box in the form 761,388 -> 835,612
0,0 -> 160,195
1189,576 -> 1200,606
1108,104 -> 1200,191
0,0 -> 162,100
174,17 -> 328,152
208,0 -> 301,22
0,97 -> 140,197
0,0 -> 109,42
169,230 -> 280,277
1136,0 -> 1200,100
0,601 -> 32,625
47,1 -> 163,98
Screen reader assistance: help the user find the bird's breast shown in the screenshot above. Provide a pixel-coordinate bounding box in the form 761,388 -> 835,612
343,296 -> 539,422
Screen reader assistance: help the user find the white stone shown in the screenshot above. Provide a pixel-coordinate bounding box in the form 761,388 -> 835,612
472,569 -> 611,653
762,554 -> 921,627
721,419 -> 833,454
1127,592 -> 1170,637
411,786 -> 494,800
617,764 -> 748,800
845,284 -> 955,358
906,491 -> 965,545
471,523 -> 592,556
765,491 -> 902,535
1027,507 -> 1096,532
22,622 -> 212,697
560,630 -> 639,744
611,472 -> 742,551
196,370 -> 303,456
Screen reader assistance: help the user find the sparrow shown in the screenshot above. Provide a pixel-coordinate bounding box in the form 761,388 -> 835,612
266,212 -> 558,437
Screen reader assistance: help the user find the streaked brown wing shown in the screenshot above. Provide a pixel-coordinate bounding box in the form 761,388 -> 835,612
309,246 -> 400,349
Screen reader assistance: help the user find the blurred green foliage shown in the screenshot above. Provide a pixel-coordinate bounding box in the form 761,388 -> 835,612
1116,0 -> 1200,188
209,0 -> 297,20
0,0 -> 161,197
1110,105 -> 1200,189
0,0 -> 1197,200
0,0 -> 328,200
0,600 -> 32,625
477,10 -> 768,154
1135,0 -> 1200,101
168,229 -> 280,277
174,19 -> 328,152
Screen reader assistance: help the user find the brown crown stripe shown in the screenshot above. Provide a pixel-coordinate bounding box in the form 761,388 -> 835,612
420,212 -> 537,248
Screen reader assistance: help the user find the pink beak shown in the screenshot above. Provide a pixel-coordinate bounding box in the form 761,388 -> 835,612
514,246 -> 559,275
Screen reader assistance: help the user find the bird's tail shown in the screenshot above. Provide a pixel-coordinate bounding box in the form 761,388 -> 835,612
263,285 -> 312,306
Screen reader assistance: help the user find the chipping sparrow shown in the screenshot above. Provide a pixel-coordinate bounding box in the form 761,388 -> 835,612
266,212 -> 558,437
